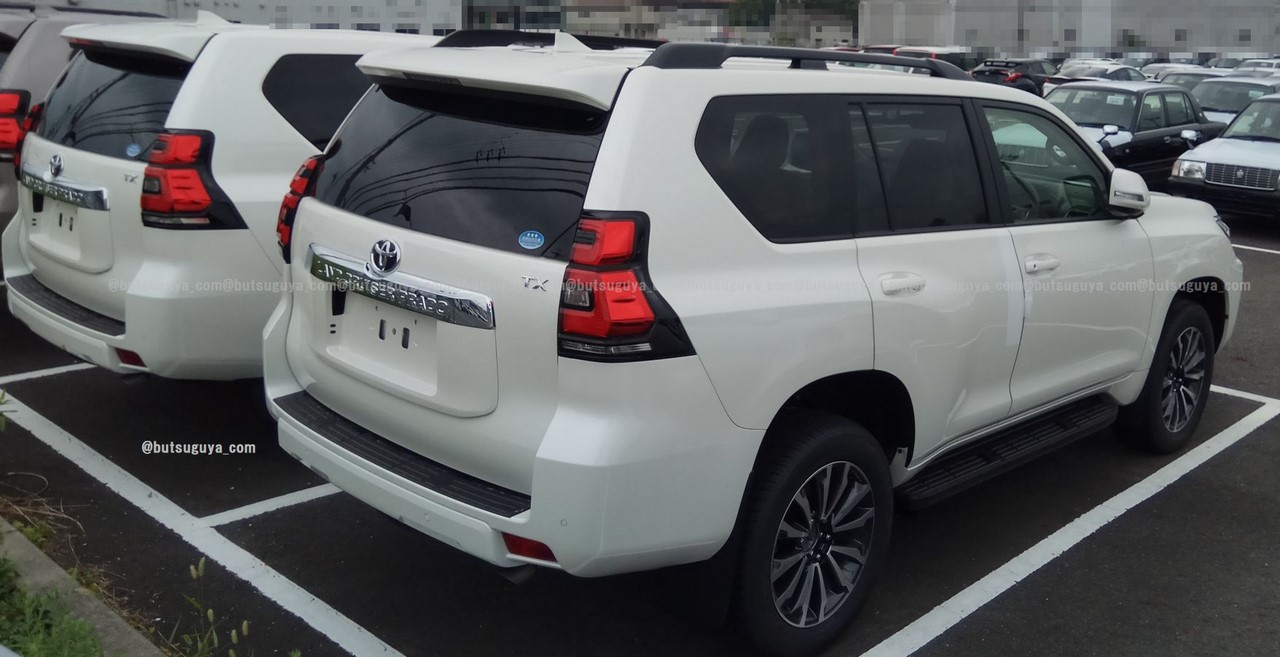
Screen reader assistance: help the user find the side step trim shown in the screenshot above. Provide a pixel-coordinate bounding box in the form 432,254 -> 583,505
274,391 -> 532,518
6,274 -> 125,336
897,395 -> 1118,510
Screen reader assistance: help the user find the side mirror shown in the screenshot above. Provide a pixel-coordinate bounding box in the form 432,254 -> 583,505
1180,128 -> 1201,144
1103,124 -> 1121,136
1108,168 -> 1150,215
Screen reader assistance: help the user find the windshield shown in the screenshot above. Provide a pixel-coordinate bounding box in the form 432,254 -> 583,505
1222,100 -> 1280,140
313,85 -> 606,259
37,50 -> 188,161
1046,88 -> 1135,129
1193,81 -> 1270,113
1060,65 -> 1108,78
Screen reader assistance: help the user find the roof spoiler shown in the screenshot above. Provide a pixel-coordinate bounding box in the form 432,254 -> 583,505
51,6 -> 166,18
436,29 -> 665,51
641,43 -> 973,80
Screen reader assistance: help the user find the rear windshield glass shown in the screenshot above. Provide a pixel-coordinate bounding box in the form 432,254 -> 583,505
314,85 -> 607,258
37,49 -> 188,161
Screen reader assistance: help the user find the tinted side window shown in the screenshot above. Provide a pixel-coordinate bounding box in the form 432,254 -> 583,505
984,106 -> 1108,222
1138,94 -> 1166,130
696,95 -> 852,242
1164,92 -> 1194,125
863,103 -> 988,230
262,54 -> 366,147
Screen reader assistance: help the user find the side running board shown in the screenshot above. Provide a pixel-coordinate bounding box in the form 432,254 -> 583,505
897,395 -> 1119,510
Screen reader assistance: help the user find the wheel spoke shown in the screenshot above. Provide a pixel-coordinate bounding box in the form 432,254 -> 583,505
1162,387 -> 1178,424
796,563 -> 817,626
815,566 -> 830,622
824,464 -> 851,520
772,551 -> 806,584
1183,346 -> 1205,372
832,481 -> 870,526
833,507 -> 874,533
817,466 -> 833,521
779,518 -> 808,540
1184,370 -> 1205,382
825,552 -> 854,593
830,543 -> 867,566
777,554 -> 807,603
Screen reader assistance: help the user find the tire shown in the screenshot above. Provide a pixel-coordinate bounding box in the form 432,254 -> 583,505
734,411 -> 893,657
1117,299 -> 1216,453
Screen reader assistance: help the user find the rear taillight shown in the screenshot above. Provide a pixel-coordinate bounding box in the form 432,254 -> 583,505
557,212 -> 695,362
140,130 -> 244,230
276,155 -> 323,264
0,89 -> 31,166
1005,71 -> 1025,83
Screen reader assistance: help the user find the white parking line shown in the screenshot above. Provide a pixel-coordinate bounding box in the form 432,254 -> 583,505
861,400 -> 1280,657
3,393 -> 404,657
0,363 -> 95,387
201,484 -> 340,528
1233,243 -> 1280,256
1210,383 -> 1280,406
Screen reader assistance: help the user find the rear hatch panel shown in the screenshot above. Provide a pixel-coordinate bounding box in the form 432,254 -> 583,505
285,81 -> 616,494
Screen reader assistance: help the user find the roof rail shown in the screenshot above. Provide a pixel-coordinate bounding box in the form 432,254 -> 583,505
436,29 -> 665,51
51,6 -> 166,18
0,3 -> 35,11
641,43 -> 973,80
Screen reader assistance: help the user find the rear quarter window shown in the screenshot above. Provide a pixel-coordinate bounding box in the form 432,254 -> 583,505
262,54 -> 367,148
37,49 -> 187,161
313,85 -> 606,258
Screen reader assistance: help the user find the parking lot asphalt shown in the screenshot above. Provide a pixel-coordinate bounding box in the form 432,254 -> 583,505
1,217 -> 1278,657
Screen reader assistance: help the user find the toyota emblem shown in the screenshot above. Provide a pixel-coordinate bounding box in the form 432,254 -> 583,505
49,154 -> 63,179
1236,168 -> 1246,179
368,239 -> 401,276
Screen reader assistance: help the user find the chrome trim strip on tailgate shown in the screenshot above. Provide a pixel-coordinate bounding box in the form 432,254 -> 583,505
306,244 -> 495,330
19,162 -> 110,211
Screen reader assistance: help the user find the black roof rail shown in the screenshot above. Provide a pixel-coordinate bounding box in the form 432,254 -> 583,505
0,3 -> 34,11
641,43 -> 973,80
50,6 -> 166,18
436,29 -> 665,51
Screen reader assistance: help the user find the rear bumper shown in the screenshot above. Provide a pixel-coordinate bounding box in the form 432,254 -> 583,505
263,291 -> 763,577
2,218 -> 280,380
1168,177 -> 1280,218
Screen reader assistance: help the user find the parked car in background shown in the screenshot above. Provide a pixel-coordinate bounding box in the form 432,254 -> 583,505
1046,81 -> 1225,188
1158,69 -> 1228,91
1141,62 -> 1201,79
970,58 -> 1058,94
1230,59 -> 1280,77
1191,76 -> 1280,123
2,12 -> 433,380
1121,55 -> 1168,70
893,45 -> 980,71
1043,63 -> 1145,95
0,6 -> 167,253
1206,57 -> 1245,70
1170,93 -> 1280,218
860,44 -> 902,55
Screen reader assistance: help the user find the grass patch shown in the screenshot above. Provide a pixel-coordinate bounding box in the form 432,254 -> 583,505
0,554 -> 105,657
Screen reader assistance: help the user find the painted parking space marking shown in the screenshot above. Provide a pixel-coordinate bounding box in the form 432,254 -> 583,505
1210,383 -> 1280,406
861,399 -> 1280,657
1233,243 -> 1280,256
0,363 -> 95,387
201,483 -> 341,528
3,392 -> 404,657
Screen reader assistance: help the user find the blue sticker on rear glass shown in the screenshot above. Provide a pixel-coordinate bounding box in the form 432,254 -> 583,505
518,230 -> 545,250
125,143 -> 142,158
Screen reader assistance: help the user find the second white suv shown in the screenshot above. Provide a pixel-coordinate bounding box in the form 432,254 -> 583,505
265,36 -> 1243,656
2,13 -> 430,379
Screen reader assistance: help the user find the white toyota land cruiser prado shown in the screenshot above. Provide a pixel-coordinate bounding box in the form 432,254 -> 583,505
264,33 -> 1244,657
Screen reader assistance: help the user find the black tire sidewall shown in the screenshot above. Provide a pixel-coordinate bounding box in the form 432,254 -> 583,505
1125,300 -> 1216,453
735,414 -> 894,657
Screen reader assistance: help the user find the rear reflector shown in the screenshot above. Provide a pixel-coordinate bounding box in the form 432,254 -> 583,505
502,533 -> 556,562
115,349 -> 146,368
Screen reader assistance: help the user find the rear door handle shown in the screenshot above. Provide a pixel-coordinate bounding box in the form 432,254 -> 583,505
1024,254 -> 1061,274
879,272 -> 927,296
